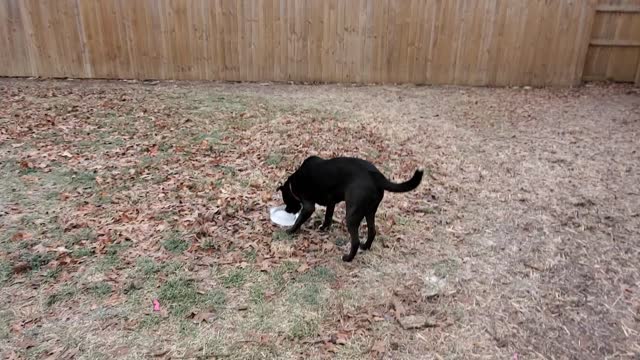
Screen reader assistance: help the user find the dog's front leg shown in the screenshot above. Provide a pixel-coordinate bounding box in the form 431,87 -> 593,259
320,202 -> 335,231
286,201 -> 315,234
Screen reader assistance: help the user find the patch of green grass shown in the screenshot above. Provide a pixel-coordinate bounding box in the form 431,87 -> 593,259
96,241 -> 131,271
19,167 -> 38,176
159,143 -> 172,152
217,165 -> 237,178
44,268 -> 62,282
46,285 -> 77,307
420,206 -> 437,214
94,194 -> 112,206
71,171 -> 97,189
433,258 -> 460,279
334,237 -> 348,246
266,153 -> 283,166
244,249 -> 257,263
19,214 -> 40,227
298,266 -> 335,283
136,257 -> 162,276
271,230 -> 292,242
216,96 -> 249,113
249,284 -> 266,305
44,190 -> 61,201
250,303 -> 276,331
221,268 -> 247,288
0,228 -> 18,247
192,130 -> 223,145
138,155 -> 155,169
0,261 -> 12,285
289,317 -> 319,340
159,277 -> 199,316
21,252 -> 54,272
162,261 -> 184,276
289,283 -> 322,306
271,261 -> 298,290
205,289 -> 226,308
77,140 -> 96,150
89,283 -> 112,298
72,247 -> 93,258
201,239 -> 216,250
157,210 -> 177,222
65,227 -> 96,247
0,310 -> 12,339
96,110 -> 118,119
98,254 -> 120,271
179,320 -> 198,336
159,276 -> 217,316
139,313 -> 163,329
367,149 -> 381,159
396,215 -> 411,226
163,231 -> 188,254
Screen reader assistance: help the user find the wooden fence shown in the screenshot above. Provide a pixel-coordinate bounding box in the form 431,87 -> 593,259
584,0 -> 640,83
1,0 -> 639,86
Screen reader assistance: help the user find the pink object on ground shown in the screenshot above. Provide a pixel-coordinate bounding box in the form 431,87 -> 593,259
153,299 -> 161,311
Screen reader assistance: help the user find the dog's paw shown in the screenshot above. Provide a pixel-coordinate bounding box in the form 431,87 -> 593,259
359,242 -> 371,250
341,254 -> 354,262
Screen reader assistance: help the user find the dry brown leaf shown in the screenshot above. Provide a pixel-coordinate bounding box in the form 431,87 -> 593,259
32,244 -> 48,253
54,246 -> 71,254
392,298 -> 406,319
370,339 -> 386,354
259,260 -> 272,272
297,263 -> 310,273
12,262 -> 31,274
397,315 -> 437,330
110,346 -> 130,357
191,311 -> 216,323
10,322 -> 23,333
4,351 -> 19,360
335,331 -> 350,345
15,338 -> 37,349
323,342 -> 338,354
11,232 -> 32,241
150,349 -> 169,357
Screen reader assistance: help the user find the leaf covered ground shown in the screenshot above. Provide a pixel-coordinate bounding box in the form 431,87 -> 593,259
0,79 -> 639,359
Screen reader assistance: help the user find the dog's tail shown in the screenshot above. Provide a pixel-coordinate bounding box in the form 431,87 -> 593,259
373,169 -> 423,193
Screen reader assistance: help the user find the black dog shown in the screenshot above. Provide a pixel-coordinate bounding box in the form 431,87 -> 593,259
278,156 -> 423,262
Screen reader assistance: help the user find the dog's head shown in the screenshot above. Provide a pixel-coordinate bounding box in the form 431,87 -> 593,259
277,179 -> 302,214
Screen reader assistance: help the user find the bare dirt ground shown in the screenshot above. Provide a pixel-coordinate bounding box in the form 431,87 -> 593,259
0,79 -> 638,360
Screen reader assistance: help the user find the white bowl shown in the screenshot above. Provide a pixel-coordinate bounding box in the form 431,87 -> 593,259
269,205 -> 299,227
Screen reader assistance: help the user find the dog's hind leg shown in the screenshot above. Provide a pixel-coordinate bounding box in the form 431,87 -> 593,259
342,202 -> 365,262
360,213 -> 376,250
342,218 -> 363,262
320,202 -> 335,231
360,192 -> 382,250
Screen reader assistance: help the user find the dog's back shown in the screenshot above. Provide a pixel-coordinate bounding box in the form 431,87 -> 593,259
296,156 -> 421,193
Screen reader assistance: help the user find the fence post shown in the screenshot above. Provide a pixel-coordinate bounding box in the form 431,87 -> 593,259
575,0 -> 598,86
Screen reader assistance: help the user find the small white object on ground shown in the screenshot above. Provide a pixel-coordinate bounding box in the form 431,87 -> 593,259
269,205 -> 299,227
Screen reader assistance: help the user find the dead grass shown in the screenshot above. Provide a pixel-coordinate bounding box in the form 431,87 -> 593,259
0,79 -> 639,359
